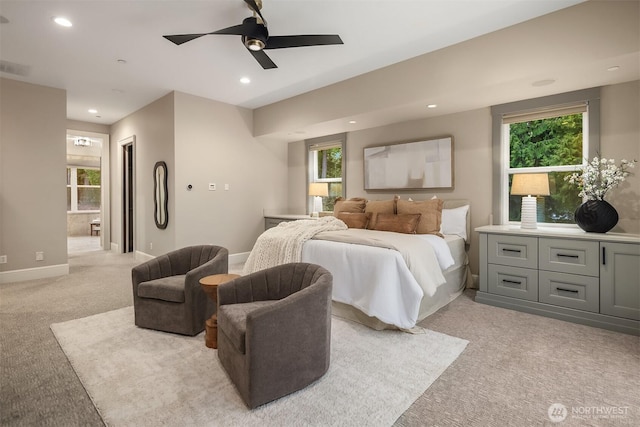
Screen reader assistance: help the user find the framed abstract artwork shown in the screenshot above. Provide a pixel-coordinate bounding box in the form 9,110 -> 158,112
364,136 -> 453,190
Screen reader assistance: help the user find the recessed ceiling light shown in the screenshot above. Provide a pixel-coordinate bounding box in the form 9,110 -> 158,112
53,16 -> 72,27
532,79 -> 556,87
427,104 -> 437,109
607,66 -> 620,72
349,120 -> 356,124
240,77 -> 251,84
88,108 -> 98,114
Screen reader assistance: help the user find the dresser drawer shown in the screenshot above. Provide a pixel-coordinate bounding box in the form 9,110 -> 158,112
539,238 -> 599,277
539,271 -> 599,313
488,264 -> 538,301
488,235 -> 538,269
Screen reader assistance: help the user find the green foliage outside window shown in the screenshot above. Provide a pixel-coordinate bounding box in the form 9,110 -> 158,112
508,114 -> 584,223
315,147 -> 342,211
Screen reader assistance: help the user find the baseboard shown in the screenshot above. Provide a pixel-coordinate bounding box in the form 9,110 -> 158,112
229,251 -> 250,265
110,242 -> 119,252
0,263 -> 70,284
134,251 -> 154,262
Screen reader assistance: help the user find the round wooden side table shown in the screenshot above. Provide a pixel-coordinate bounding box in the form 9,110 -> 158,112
199,273 -> 240,349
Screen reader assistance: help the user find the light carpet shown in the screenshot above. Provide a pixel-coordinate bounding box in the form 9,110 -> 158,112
51,306 -> 468,426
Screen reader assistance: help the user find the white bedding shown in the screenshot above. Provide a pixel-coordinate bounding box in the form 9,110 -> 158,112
302,230 -> 459,329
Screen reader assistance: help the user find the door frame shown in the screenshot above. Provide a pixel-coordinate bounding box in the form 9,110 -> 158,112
66,129 -> 110,251
119,135 -> 136,253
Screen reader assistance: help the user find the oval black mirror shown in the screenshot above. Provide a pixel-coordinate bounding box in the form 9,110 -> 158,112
154,161 -> 168,229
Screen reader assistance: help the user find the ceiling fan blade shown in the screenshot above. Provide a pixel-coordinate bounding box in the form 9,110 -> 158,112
244,0 -> 267,27
212,23 -> 252,36
249,49 -> 277,69
163,34 -> 208,45
265,34 -> 343,49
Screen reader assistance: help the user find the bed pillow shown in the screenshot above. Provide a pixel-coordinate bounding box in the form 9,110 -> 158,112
364,197 -> 398,229
440,204 -> 469,240
337,212 -> 372,229
333,197 -> 367,216
396,198 -> 443,236
372,213 -> 421,234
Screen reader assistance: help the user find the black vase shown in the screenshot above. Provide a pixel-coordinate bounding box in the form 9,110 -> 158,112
574,200 -> 619,233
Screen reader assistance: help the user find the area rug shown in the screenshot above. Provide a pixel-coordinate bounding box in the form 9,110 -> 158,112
51,306 -> 468,426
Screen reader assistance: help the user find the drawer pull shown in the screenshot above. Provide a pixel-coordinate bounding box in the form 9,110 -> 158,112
557,254 -> 579,259
557,287 -> 579,294
502,248 -> 522,254
502,279 -> 522,285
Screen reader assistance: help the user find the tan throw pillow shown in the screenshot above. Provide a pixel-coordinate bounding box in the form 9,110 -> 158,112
396,198 -> 444,236
364,197 -> 397,229
333,197 -> 367,216
372,213 -> 421,234
337,212 -> 372,229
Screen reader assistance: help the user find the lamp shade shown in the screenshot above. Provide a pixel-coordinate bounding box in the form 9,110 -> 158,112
308,182 -> 329,197
511,173 -> 550,196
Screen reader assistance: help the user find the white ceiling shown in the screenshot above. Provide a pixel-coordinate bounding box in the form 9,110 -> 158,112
0,0 -> 591,126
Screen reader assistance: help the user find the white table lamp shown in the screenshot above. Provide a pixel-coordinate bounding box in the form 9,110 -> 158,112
308,182 -> 329,217
511,173 -> 550,229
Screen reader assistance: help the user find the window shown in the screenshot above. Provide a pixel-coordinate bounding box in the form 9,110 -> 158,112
491,88 -> 600,226
306,133 -> 346,212
67,167 -> 101,211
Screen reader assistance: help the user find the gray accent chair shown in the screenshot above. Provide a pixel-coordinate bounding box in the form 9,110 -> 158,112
132,245 -> 228,336
217,262 -> 333,409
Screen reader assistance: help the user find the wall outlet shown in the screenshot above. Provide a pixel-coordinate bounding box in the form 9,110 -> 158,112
224,183 -> 229,191
208,183 -> 216,191
35,251 -> 44,261
0,255 -> 7,264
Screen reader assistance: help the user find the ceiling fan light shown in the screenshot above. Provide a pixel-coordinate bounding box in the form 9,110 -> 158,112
245,38 -> 265,51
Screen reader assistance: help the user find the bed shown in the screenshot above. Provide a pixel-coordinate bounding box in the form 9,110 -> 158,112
243,199 -> 472,331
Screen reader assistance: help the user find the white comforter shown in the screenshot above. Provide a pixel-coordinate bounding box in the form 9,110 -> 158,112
303,230 -> 455,329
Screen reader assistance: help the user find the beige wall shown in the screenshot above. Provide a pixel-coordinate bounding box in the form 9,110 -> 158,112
600,80 -> 640,233
287,81 -> 640,276
173,92 -> 289,254
110,92 -> 176,256
108,91 -> 289,258
0,78 -> 68,274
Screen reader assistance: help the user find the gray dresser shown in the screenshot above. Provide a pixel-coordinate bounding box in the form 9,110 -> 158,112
476,225 -> 640,335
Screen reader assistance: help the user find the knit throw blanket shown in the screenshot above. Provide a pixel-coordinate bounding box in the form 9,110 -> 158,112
243,216 -> 347,274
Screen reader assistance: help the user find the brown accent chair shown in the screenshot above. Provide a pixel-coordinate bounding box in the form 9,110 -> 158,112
132,245 -> 228,336
217,262 -> 333,408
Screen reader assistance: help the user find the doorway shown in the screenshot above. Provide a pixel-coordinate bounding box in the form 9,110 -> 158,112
121,138 -> 135,253
66,130 -> 110,254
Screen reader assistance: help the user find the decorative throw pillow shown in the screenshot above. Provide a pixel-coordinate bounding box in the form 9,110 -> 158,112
333,197 -> 367,216
440,205 -> 469,240
337,212 -> 372,229
396,198 -> 444,236
364,196 -> 398,229
372,213 -> 421,234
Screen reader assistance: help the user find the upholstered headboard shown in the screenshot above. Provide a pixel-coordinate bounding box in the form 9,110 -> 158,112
442,199 -> 471,243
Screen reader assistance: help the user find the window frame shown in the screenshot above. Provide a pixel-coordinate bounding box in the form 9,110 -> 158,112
67,166 -> 101,212
491,88 -> 600,226
305,133 -> 346,213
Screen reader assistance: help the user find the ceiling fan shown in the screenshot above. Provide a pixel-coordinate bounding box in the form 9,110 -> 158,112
163,0 -> 343,69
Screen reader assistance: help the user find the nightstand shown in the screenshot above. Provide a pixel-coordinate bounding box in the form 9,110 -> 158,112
264,214 -> 317,230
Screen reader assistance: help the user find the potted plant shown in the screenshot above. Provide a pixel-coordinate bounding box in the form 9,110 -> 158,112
565,156 -> 636,232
